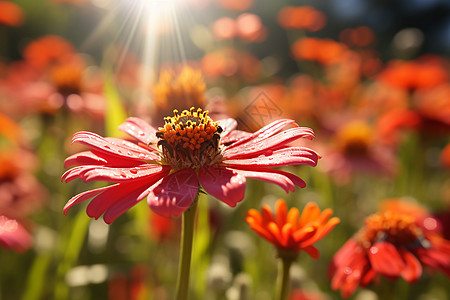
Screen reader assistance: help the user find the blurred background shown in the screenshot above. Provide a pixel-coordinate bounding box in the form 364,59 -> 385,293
0,0 -> 449,299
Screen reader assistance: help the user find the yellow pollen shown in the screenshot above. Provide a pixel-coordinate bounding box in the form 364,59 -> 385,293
156,108 -> 223,169
359,211 -> 422,246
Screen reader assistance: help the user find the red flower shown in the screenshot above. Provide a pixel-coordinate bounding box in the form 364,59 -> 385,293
62,108 -> 319,223
0,1 -> 24,27
22,35 -> 75,69
246,199 -> 339,258
378,56 -> 448,91
329,202 -> 450,298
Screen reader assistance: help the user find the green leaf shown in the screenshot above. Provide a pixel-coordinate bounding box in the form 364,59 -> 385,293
104,72 -> 127,137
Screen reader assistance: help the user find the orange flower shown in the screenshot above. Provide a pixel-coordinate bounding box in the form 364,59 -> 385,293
278,6 -> 326,32
217,0 -> 253,11
291,38 -> 349,65
339,26 -> 374,47
151,67 -> 206,123
378,56 -> 448,90
22,35 -> 75,69
246,199 -> 339,258
0,1 -> 24,27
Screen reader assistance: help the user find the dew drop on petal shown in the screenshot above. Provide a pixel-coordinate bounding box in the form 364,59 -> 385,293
130,168 -> 138,174
369,246 -> 379,254
423,217 -> 437,231
138,130 -> 145,136
344,267 -> 353,275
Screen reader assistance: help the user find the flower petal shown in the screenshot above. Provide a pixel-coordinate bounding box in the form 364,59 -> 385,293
72,131 -> 159,161
118,117 -> 159,145
302,245 -> 319,259
246,216 -> 276,244
368,242 -> 405,277
217,118 -> 237,138
225,119 -> 298,150
223,147 -> 319,168
231,167 -> 306,193
63,185 -> 113,215
64,151 -> 108,168
102,184 -> 154,224
198,166 -> 246,207
223,127 -> 315,159
275,200 -> 288,227
399,248 -> 422,283
79,164 -> 170,183
85,169 -> 169,221
147,169 -> 198,218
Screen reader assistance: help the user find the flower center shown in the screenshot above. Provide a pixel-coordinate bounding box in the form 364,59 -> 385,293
50,62 -> 83,96
156,108 -> 223,169
335,121 -> 373,156
358,211 -> 423,247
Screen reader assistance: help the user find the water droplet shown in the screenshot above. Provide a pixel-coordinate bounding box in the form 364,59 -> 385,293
127,151 -> 132,156
138,130 -> 145,136
104,145 -> 111,149
120,171 -> 127,178
138,153 -> 146,160
130,168 -> 138,174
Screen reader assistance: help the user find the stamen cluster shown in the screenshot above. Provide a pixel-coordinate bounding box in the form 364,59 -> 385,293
358,211 -> 423,247
156,108 -> 223,169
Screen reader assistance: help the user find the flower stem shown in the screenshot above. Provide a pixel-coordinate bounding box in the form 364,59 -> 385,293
277,254 -> 294,300
175,199 -> 198,300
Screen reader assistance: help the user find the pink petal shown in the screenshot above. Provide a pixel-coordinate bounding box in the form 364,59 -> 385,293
217,118 -> 238,138
86,172 -> 168,221
220,130 -> 253,145
231,167 -> 306,193
118,117 -> 159,145
198,166 -> 246,207
63,185 -> 113,215
223,127 -> 315,159
225,119 -> 298,150
64,151 -> 108,168
62,166 -> 86,183
147,169 -> 199,218
223,147 -> 319,168
72,131 -> 159,162
368,242 -> 405,277
0,216 -> 32,252
78,164 -> 170,183
102,185 -> 154,224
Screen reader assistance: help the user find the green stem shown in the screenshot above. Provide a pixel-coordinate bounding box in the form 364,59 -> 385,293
175,199 -> 198,300
277,254 -> 294,300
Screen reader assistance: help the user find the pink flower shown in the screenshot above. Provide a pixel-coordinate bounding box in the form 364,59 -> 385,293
0,216 -> 32,252
62,108 -> 319,223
